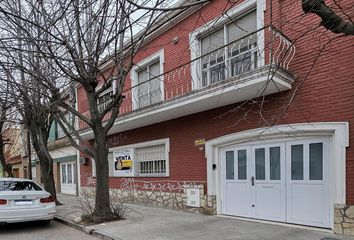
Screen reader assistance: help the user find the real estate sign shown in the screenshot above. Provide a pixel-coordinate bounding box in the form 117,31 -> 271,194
113,148 -> 134,177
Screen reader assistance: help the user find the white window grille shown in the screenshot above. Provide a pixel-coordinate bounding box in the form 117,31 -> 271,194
201,10 -> 257,87
137,60 -> 162,108
135,144 -> 166,176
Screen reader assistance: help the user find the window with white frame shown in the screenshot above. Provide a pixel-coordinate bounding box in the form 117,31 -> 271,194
109,138 -> 169,177
137,60 -> 162,108
97,89 -> 113,114
135,144 -> 166,176
132,50 -> 164,110
201,10 -> 257,87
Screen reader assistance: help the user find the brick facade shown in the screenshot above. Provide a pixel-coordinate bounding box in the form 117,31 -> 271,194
77,0 -> 354,232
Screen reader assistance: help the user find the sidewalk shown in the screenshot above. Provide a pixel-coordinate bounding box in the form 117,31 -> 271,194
55,194 -> 354,240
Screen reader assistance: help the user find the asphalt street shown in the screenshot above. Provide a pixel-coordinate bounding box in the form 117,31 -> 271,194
0,220 -> 97,240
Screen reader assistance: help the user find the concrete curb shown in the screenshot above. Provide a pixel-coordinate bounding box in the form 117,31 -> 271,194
54,216 -> 115,240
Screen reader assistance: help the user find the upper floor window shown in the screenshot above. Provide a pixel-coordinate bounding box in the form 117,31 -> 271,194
132,50 -> 164,110
57,112 -> 73,139
201,10 -> 257,87
137,60 -> 162,108
97,89 -> 112,114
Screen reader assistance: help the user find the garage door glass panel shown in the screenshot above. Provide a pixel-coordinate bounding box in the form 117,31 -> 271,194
255,148 -> 265,180
270,147 -> 280,180
291,145 -> 303,180
226,151 -> 234,180
309,143 -> 323,180
238,150 -> 247,180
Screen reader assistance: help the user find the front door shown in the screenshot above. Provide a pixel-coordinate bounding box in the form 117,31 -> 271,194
221,138 -> 330,228
60,162 -> 76,195
252,143 -> 286,222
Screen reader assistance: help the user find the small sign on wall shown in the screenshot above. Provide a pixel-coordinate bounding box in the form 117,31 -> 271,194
194,138 -> 205,147
195,138 -> 205,151
113,148 -> 134,177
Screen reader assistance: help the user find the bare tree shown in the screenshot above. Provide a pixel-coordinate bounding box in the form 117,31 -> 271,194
0,1 -> 62,202
0,62 -> 60,202
0,0 -> 208,220
0,81 -> 14,177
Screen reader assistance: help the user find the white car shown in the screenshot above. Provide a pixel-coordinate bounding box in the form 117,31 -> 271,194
0,178 -> 56,224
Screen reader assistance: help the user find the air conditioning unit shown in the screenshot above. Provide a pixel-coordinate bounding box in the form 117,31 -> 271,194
186,188 -> 200,207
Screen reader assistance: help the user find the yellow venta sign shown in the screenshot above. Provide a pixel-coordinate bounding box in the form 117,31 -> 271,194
121,159 -> 132,168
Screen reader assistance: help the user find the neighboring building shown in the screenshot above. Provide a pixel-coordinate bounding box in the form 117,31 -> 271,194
76,0 -> 354,235
47,118 -> 78,195
45,89 -> 79,195
4,127 -> 25,178
18,89 -> 79,195
30,117 -> 78,196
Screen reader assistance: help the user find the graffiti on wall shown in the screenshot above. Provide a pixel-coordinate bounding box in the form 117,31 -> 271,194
120,178 -> 206,193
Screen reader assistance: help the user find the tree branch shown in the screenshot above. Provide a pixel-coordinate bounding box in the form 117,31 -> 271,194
302,0 -> 354,35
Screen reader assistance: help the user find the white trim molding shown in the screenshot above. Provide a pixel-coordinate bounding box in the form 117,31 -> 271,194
205,122 -> 349,208
131,49 -> 165,110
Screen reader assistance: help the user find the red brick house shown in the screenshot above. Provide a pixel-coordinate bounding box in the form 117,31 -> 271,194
76,0 -> 354,234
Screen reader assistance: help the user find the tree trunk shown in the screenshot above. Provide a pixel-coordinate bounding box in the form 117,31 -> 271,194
93,128 -> 111,217
30,129 -> 58,204
37,150 -> 57,201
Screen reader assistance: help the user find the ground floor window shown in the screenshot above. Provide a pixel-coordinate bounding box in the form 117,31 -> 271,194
135,144 -> 166,176
109,138 -> 170,177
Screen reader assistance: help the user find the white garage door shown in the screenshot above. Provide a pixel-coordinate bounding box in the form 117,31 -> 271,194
221,138 -> 330,228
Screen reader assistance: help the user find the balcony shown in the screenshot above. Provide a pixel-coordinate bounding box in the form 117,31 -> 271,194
79,27 -> 296,139
47,114 -> 77,149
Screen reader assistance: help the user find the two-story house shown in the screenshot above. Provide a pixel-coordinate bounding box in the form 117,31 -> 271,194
46,119 -> 78,195
76,0 -> 354,235
46,89 -> 79,195
30,87 -> 80,195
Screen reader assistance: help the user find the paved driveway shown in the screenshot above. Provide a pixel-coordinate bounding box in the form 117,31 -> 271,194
57,194 -> 354,240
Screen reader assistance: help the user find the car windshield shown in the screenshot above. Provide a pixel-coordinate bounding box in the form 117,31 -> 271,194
0,181 -> 43,191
